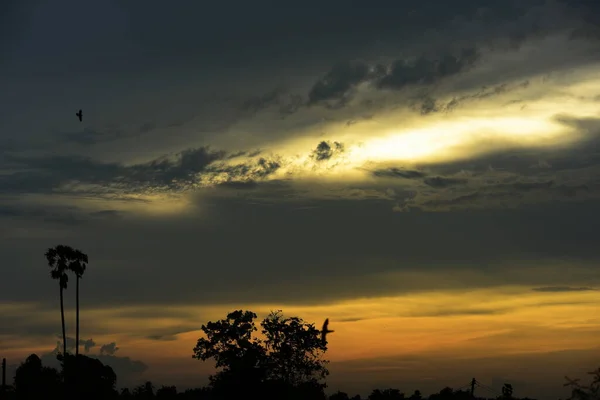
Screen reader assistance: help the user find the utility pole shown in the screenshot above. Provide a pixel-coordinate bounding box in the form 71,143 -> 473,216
470,378 -> 476,398
1,357 -> 6,390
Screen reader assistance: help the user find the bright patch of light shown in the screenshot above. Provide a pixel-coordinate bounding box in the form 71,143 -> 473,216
354,116 -> 569,164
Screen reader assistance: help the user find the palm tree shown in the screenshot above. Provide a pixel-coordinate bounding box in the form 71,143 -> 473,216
44,245 -> 89,358
69,249 -> 88,358
44,247 -> 70,358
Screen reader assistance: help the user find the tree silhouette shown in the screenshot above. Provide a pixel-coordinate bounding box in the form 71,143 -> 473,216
410,390 -> 423,400
61,354 -> 117,400
132,381 -> 155,399
67,247 -> 88,358
13,354 -> 61,400
44,247 -> 70,359
192,309 -> 330,399
46,245 -> 89,358
369,388 -> 405,400
192,310 -> 266,398
261,310 -> 329,386
156,385 -> 177,399
330,391 -> 351,400
502,384 -> 514,399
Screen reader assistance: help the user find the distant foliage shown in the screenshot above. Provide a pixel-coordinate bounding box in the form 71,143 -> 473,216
564,368 -> 600,400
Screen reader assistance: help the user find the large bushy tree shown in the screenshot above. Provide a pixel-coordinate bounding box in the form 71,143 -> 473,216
192,309 -> 329,399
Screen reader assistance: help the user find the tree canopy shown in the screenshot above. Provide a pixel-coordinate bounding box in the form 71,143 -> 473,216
192,309 -> 329,399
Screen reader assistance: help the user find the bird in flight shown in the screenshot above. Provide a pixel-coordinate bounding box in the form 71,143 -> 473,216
321,318 -> 334,346
76,109 -> 82,122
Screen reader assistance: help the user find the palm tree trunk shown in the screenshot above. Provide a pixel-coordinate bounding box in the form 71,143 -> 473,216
60,286 -> 66,357
75,277 -> 79,358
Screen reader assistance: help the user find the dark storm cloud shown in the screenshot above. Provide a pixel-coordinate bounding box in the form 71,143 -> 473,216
0,315 -> 59,338
0,146 -> 227,195
532,286 -> 597,293
112,308 -> 198,320
308,61 -> 375,107
419,96 -> 440,115
372,168 -> 427,179
310,141 -> 345,161
89,210 -> 124,220
416,179 -> 589,210
113,1 -> 543,70
146,335 -> 178,342
4,112 -> 600,213
307,49 -> 480,108
214,157 -> 282,180
241,88 -> 285,114
416,80 -> 531,115
423,176 -> 468,188
217,180 -> 259,190
377,48 -> 480,90
0,145 -> 289,199
0,204 -> 80,221
145,326 -> 200,342
2,0 -> 600,319
240,88 -> 299,116
4,196 -> 600,310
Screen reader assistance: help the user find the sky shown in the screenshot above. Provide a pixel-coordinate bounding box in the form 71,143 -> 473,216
1,0 -> 600,398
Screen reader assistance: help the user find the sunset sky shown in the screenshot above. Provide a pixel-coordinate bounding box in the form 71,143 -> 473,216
2,1 -> 600,398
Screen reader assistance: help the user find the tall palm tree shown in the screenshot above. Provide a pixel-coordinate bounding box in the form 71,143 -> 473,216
69,249 -> 88,358
44,247 -> 69,358
44,245 -> 89,358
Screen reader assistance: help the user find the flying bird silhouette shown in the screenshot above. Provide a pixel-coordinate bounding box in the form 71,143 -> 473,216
321,318 -> 334,346
76,109 -> 82,122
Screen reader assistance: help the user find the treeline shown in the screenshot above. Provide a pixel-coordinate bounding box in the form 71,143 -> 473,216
0,351 -> 539,400
1,309 -> 597,400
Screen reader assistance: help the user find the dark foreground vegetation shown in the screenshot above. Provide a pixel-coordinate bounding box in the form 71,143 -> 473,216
1,246 -> 597,400
1,308 -> 599,400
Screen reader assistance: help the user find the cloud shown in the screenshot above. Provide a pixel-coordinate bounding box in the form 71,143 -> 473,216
372,168 -> 427,179
310,141 -> 345,161
306,48 -> 480,109
532,286 -> 597,293
0,146 -> 227,196
100,342 -> 119,356
52,336 -> 97,353
4,2 -> 600,396
412,308 -> 510,318
82,338 -> 97,353
145,325 -> 199,342
240,88 -> 305,117
378,48 -> 480,91
308,61 -> 375,107
423,176 -> 468,188
89,210 -> 124,220
416,80 -> 531,115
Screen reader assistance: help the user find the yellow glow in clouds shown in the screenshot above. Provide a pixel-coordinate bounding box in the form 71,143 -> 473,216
355,116 -> 567,164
